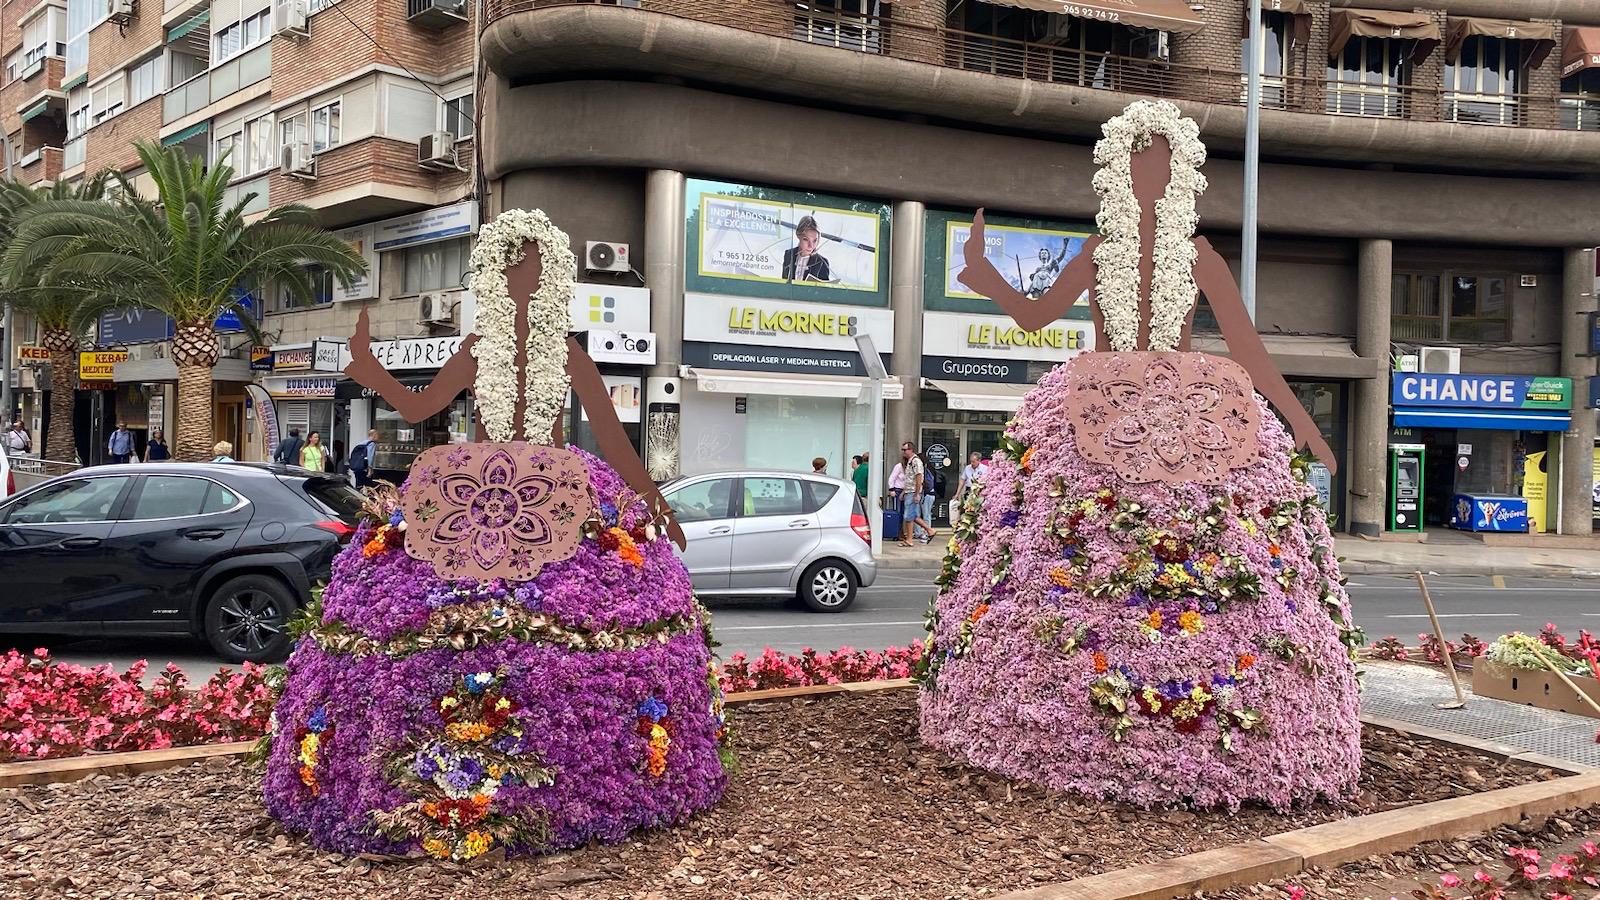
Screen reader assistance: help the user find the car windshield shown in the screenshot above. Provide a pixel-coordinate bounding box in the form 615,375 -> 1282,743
298,477 -> 366,524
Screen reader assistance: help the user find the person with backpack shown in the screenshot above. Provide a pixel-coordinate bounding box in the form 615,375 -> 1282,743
350,429 -> 379,488
274,428 -> 304,466
897,441 -> 936,547
920,452 -> 941,543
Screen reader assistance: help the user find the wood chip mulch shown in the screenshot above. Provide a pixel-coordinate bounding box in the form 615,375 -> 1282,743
0,691 -> 1560,900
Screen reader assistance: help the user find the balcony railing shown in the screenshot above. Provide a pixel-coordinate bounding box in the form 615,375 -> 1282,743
484,0 -> 1595,133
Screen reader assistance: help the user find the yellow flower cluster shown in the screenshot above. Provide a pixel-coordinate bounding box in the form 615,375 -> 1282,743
462,831 -> 493,859
1177,610 -> 1203,635
1048,567 -> 1073,587
445,721 -> 495,742
646,723 -> 671,777
422,838 -> 450,859
297,733 -> 321,796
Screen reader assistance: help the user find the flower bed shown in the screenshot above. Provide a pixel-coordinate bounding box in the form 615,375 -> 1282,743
0,643 -> 925,765
0,690 -> 1562,899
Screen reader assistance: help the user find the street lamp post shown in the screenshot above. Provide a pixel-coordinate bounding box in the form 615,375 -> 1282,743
1243,0 -> 1263,323
854,333 -> 887,559
1,132 -> 14,422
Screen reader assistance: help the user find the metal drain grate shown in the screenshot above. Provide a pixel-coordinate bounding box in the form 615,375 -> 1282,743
1360,662 -> 1600,767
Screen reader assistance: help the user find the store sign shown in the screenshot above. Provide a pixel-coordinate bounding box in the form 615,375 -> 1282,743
250,345 -> 274,371
941,219 -> 1093,302
369,336 -> 464,371
78,350 -> 128,381
1390,374 -> 1572,410
149,393 -> 164,432
333,224 -> 378,302
922,311 -> 1093,362
920,355 -> 1033,384
17,346 -> 48,362
691,183 -> 883,294
273,348 -> 314,371
99,309 -> 175,345
569,284 -> 651,333
585,330 -> 657,366
312,340 -> 343,373
1588,375 -> 1600,410
372,201 -> 478,252
683,341 -> 891,378
684,294 -> 894,351
264,376 -> 338,399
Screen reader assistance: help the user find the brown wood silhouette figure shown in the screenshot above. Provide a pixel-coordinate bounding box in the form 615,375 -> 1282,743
955,135 -> 1336,474
343,238 -> 688,549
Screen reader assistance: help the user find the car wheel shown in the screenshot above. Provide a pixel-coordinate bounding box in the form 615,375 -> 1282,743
799,560 -> 857,613
203,574 -> 297,664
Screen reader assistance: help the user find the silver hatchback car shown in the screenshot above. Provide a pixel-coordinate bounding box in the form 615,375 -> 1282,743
660,470 -> 878,612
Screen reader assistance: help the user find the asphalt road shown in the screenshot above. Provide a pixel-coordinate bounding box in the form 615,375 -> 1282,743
11,571 -> 1599,679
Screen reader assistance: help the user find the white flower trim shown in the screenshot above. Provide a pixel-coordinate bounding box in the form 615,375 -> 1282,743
466,209 -> 576,442
1090,100 -> 1208,353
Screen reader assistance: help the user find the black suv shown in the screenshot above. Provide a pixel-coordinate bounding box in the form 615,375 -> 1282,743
0,463 -> 363,663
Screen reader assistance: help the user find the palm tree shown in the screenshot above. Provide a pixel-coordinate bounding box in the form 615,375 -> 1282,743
3,142 -> 367,461
0,174 -> 119,463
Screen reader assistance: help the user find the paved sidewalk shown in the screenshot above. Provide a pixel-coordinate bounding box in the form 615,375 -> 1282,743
1360,660 -> 1599,770
876,530 -> 1600,576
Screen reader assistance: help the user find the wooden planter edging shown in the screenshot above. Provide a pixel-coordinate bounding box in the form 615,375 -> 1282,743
0,679 -> 916,788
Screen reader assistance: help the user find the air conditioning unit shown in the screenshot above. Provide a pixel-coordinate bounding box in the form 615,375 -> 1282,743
1131,30 -> 1170,62
406,0 -> 468,30
417,131 -> 457,169
279,141 -> 315,178
585,241 -> 631,274
1419,346 -> 1461,374
417,291 -> 454,324
274,0 -> 308,37
109,0 -> 136,24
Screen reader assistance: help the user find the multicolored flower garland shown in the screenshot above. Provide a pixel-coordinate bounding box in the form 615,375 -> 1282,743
636,697 -> 672,777
295,706 -> 331,796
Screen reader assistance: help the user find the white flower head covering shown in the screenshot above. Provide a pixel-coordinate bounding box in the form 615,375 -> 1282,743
1089,100 -> 1208,353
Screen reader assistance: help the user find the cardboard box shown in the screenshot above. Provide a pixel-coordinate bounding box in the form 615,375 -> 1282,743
1471,658 -> 1600,720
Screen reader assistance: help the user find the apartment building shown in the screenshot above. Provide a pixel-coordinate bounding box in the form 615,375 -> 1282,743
480,0 -> 1600,539
1,0 -> 479,467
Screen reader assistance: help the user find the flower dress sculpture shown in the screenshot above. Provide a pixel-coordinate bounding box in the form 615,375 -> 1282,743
917,101 -> 1362,810
263,209 -> 727,859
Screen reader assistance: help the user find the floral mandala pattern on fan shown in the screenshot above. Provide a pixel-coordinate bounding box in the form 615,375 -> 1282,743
1067,352 -> 1259,485
402,442 -> 592,580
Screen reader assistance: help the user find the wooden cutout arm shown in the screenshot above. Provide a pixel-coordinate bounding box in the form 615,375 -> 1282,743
1193,237 -> 1338,475
344,306 -> 480,423
957,208 -> 1100,332
565,337 -> 688,550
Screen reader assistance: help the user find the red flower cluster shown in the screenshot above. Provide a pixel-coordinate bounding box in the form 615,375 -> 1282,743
422,796 -> 491,828
718,644 -> 923,693
0,649 -> 274,762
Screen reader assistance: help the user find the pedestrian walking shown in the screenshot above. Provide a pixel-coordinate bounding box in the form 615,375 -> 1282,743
349,429 -> 380,488
143,429 -> 170,462
898,442 -> 936,547
851,452 -> 870,499
920,452 -> 939,542
108,423 -> 135,463
955,450 -> 988,508
299,431 -> 327,471
3,420 -> 30,456
211,441 -> 234,462
274,428 -> 304,466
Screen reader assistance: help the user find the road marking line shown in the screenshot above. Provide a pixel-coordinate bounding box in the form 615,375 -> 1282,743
1385,613 -> 1521,619
1492,575 -> 1506,589
716,621 -> 925,631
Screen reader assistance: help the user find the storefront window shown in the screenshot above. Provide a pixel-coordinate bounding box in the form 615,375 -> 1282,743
1392,272 -> 1509,343
371,393 -> 472,473
1285,381 -> 1347,528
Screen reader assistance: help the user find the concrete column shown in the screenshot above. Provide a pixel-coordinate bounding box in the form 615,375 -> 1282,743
1349,238 -> 1393,537
1559,246 -> 1596,535
643,169 -> 686,480
889,200 -> 925,460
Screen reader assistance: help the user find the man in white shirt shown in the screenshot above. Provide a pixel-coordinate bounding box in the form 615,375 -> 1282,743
955,451 -> 988,508
3,421 -> 30,456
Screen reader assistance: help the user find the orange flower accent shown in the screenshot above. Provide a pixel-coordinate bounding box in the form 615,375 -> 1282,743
1020,447 -> 1036,473
1146,610 -> 1163,630
1178,610 -> 1203,634
1092,652 -> 1108,674
299,765 -> 319,796
1049,567 -> 1073,587
609,527 -> 645,568
1238,653 -> 1257,670
1201,552 -> 1221,567
1268,543 -> 1281,558
968,602 -> 991,624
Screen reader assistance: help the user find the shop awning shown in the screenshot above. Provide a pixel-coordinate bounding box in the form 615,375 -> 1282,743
61,71 -> 87,91
167,9 -> 210,43
1328,9 -> 1442,62
1444,17 -> 1556,69
1563,26 -> 1600,76
19,100 -> 49,123
923,378 -> 1034,413
973,0 -> 1204,34
682,367 -> 903,401
1393,407 -> 1571,432
161,121 -> 210,146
